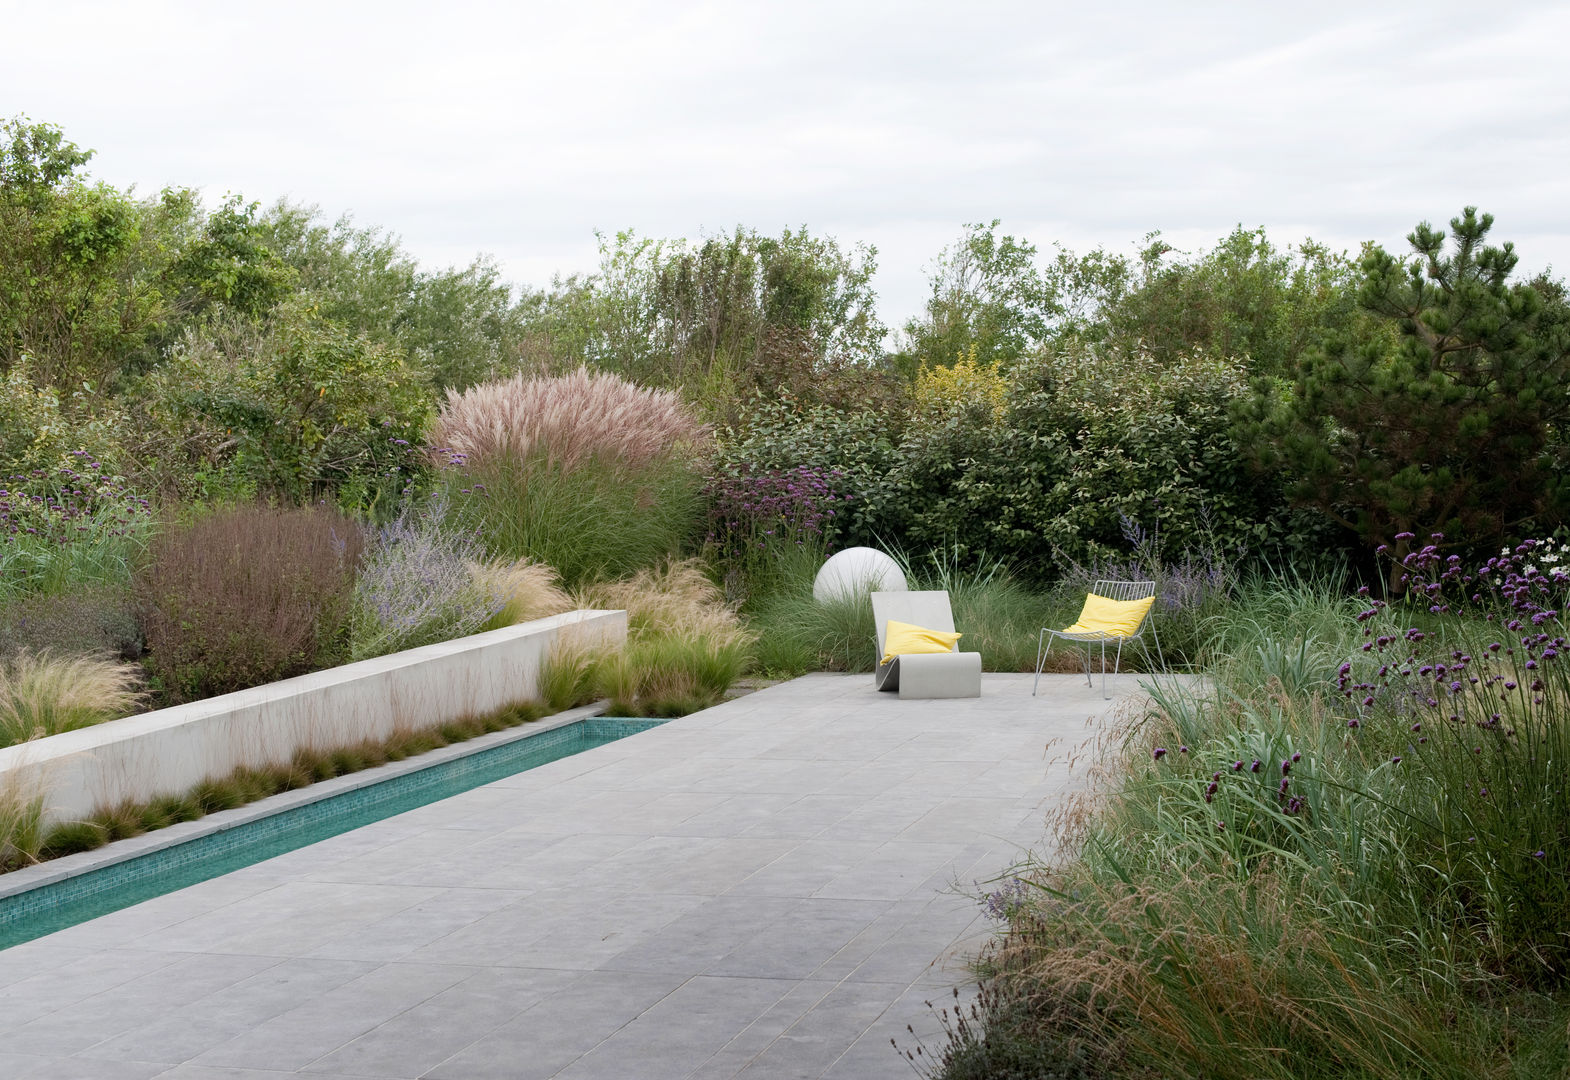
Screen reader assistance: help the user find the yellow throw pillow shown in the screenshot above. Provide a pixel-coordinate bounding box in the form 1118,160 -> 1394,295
1061,593 -> 1154,637
881,620 -> 962,665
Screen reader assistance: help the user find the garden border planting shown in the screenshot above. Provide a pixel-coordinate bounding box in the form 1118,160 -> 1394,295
0,610 -> 626,828
0,703 -> 667,949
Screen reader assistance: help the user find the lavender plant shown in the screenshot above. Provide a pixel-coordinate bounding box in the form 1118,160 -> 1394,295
347,494 -> 508,661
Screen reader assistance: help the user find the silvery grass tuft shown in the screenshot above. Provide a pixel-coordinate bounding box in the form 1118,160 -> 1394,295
0,650 -> 144,748
471,557 -> 574,631
539,560 -> 753,716
349,494 -> 508,661
429,368 -> 711,587
428,366 -> 710,473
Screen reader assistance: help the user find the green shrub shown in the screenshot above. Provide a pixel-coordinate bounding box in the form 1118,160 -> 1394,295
126,307 -> 432,506
135,504 -> 363,702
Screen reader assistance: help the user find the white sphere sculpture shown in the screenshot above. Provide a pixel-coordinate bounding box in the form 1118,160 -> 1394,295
813,546 -> 907,603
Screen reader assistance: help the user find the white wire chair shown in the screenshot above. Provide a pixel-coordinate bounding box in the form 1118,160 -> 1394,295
1033,579 -> 1165,699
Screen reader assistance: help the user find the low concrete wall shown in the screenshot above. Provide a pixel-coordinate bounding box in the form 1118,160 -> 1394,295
0,609 -> 625,827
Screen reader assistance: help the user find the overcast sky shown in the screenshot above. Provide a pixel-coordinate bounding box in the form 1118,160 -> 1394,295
4,0 -> 1567,329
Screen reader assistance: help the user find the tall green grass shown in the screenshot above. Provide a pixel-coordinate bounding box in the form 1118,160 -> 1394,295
946,569 -> 1570,1079
447,452 -> 702,589
0,500 -> 153,600
540,560 -> 753,716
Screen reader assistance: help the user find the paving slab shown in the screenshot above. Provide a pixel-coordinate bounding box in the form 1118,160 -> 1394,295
0,672 -> 1156,1078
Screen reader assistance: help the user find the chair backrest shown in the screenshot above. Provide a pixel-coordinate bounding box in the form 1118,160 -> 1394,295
1091,579 -> 1156,604
871,591 -> 957,658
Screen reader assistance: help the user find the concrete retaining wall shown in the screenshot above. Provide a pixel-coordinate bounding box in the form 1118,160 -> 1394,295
0,609 -> 625,827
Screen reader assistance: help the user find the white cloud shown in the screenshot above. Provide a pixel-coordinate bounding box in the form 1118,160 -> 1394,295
5,0 -> 1566,324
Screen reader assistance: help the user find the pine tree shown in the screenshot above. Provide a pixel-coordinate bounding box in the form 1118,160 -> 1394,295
1255,208 -> 1570,582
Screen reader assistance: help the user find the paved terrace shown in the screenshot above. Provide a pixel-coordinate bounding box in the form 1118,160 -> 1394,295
0,672 -> 1153,1080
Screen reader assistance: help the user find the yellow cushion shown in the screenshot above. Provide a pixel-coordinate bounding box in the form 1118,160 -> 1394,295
881,620 -> 962,666
1061,593 -> 1154,637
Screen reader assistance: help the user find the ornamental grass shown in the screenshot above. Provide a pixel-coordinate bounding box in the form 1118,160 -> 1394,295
947,542 -> 1570,1079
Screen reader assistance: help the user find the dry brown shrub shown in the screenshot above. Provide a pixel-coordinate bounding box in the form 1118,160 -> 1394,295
135,504 -> 364,703
428,366 -> 712,472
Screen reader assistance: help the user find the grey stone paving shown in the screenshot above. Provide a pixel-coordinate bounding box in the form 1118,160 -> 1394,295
0,672 -> 1151,1079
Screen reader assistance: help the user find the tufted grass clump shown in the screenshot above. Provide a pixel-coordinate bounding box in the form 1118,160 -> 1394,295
0,651 -> 145,748
538,560 -> 752,715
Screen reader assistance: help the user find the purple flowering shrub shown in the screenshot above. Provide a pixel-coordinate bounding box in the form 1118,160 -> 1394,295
0,456 -> 152,598
702,465 -> 848,601
348,494 -> 507,661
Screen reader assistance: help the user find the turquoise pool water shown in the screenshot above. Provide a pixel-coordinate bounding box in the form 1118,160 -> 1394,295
0,716 -> 664,950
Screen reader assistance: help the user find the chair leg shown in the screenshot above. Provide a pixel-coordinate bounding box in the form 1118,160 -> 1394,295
1033,629 -> 1048,697
1106,638 -> 1125,700
1083,643 -> 1092,688
1149,620 -> 1167,673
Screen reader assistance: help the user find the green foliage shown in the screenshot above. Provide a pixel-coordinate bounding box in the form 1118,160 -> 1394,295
167,195 -> 295,319
1252,208 -> 1570,568
900,220 -> 1061,372
887,346 -> 1283,578
516,226 -> 887,409
259,202 -> 529,391
1099,227 -> 1359,374
0,117 -> 173,389
131,307 -> 431,504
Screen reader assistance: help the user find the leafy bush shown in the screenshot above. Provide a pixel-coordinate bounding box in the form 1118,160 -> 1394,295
127,307 -> 432,506
348,495 -> 508,660
433,368 -> 710,586
0,651 -> 144,748
888,346 -> 1284,580
135,504 -> 363,702
715,394 -> 904,551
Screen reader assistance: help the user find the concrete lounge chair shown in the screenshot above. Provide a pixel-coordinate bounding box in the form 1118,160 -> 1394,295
871,590 -> 982,699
